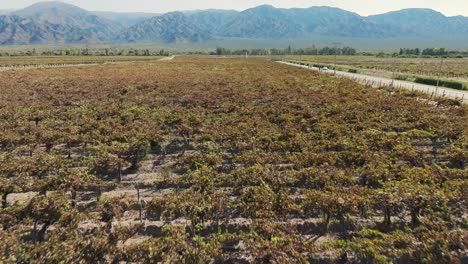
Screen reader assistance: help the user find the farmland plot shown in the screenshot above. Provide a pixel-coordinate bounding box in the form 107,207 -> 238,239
0,57 -> 467,263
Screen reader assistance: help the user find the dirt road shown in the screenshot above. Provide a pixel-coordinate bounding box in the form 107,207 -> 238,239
278,61 -> 468,104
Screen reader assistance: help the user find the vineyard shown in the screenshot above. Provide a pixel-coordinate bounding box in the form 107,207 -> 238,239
0,57 -> 467,263
284,55 -> 468,82
0,56 -> 163,67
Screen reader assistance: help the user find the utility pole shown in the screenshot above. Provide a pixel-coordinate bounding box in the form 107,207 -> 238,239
436,49 -> 445,95
334,52 -> 337,75
332,42 -> 342,75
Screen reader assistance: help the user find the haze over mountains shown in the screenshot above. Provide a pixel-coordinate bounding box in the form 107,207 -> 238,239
0,1 -> 467,47
92,11 -> 159,28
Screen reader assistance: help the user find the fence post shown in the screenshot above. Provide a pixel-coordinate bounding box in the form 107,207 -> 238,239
136,183 -> 142,223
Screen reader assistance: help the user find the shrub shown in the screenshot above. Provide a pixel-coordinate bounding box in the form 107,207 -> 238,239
393,75 -> 409,81
145,197 -> 165,220
414,77 -> 465,90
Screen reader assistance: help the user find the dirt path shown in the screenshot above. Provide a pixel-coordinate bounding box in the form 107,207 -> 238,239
278,61 -> 468,104
158,55 -> 175,61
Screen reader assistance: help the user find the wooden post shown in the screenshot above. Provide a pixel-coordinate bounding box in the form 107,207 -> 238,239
2,193 -> 8,209
137,183 -> 142,223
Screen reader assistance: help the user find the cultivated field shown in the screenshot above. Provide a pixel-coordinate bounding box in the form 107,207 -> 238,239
0,57 -> 467,263
0,56 -> 163,67
284,55 -> 468,83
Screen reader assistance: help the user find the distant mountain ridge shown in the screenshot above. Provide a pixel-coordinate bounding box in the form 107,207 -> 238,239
0,1 -> 467,46
10,1 -> 122,43
117,12 -> 211,43
368,8 -> 468,36
217,5 -> 391,39
92,11 -> 159,28
0,15 -> 60,45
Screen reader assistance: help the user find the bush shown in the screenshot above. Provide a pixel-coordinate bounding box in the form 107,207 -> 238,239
414,77 -> 466,90
348,69 -> 358,73
146,197 -> 165,220
393,75 -> 409,81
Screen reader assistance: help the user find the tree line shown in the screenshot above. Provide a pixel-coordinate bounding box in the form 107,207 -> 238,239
399,48 -> 447,56
214,45 -> 357,56
397,47 -> 468,57
0,48 -> 170,57
0,45 -> 466,58
214,46 -> 468,57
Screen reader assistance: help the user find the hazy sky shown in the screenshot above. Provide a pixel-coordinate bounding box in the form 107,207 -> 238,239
1,0 -> 467,16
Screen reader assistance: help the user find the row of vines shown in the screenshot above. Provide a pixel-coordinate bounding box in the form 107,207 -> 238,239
0,57 -> 466,263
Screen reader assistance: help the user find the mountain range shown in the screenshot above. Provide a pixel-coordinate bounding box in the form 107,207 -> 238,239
0,1 -> 467,46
